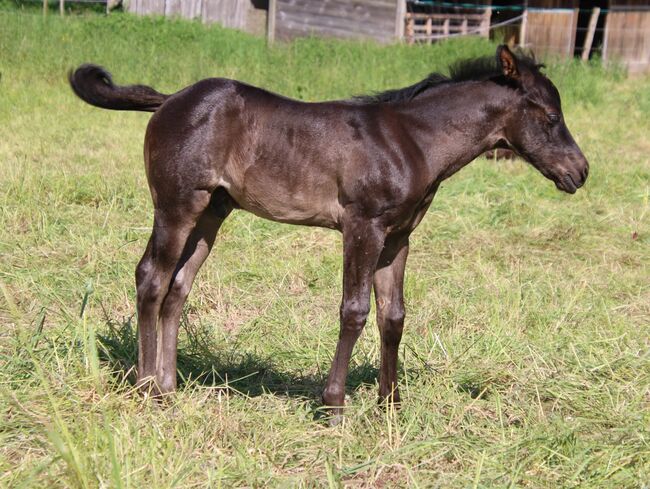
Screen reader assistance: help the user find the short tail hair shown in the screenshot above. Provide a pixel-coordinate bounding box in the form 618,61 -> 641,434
69,64 -> 169,112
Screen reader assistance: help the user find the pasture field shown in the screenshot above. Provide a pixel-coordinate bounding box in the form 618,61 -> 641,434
1,9 -> 649,488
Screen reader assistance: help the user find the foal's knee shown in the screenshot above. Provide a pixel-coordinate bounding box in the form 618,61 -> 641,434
340,300 -> 370,334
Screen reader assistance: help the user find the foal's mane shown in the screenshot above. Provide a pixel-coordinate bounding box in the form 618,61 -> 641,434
355,51 -> 542,105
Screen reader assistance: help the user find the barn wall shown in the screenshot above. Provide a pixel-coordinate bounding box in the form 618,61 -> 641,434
127,0 -> 265,34
603,9 -> 650,73
523,9 -> 579,57
128,0 -> 165,16
274,0 -> 400,43
202,0 -> 249,29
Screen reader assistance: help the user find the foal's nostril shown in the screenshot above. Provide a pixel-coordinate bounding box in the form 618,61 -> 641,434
578,162 -> 589,186
573,157 -> 589,187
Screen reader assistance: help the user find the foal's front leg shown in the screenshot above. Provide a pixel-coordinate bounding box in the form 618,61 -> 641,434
322,218 -> 385,421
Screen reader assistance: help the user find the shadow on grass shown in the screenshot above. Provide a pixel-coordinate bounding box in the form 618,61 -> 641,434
96,315 -> 379,401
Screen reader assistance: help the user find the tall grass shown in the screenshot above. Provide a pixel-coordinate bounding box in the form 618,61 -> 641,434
1,8 -> 649,488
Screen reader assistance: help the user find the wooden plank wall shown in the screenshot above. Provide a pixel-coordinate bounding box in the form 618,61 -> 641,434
524,9 -> 578,57
603,10 -> 650,74
164,0 -> 202,20
128,0 -> 164,16
274,0 -> 399,43
128,0 -> 253,31
203,0 -> 248,29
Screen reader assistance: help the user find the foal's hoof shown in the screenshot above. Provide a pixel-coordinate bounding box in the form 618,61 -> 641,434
321,392 -> 349,426
136,376 -> 164,400
378,392 -> 401,410
328,413 -> 344,427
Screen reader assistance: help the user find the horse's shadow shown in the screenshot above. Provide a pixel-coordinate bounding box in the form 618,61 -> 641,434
97,315 -> 380,402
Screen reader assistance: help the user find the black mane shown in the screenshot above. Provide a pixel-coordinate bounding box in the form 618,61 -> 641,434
356,51 -> 542,104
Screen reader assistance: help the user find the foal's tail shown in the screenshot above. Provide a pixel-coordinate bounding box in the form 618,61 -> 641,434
68,64 -> 169,112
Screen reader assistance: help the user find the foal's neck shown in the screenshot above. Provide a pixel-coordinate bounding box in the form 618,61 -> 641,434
399,80 -> 513,183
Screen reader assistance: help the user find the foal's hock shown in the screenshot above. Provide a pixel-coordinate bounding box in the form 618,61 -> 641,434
70,45 -> 588,420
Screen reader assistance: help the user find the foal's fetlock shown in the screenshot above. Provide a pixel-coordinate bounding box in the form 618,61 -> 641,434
378,388 -> 401,409
321,387 -> 344,409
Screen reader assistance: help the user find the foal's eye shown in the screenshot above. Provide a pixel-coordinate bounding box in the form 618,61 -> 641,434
547,113 -> 561,124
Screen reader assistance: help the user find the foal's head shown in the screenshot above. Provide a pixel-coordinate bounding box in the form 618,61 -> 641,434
495,46 -> 589,194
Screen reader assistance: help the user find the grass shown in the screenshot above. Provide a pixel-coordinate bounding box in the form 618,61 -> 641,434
1,8 -> 649,488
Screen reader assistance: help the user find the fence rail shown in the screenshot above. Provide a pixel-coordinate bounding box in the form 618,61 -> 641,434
404,10 -> 490,44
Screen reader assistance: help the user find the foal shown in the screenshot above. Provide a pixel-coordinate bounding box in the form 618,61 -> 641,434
70,46 -> 588,417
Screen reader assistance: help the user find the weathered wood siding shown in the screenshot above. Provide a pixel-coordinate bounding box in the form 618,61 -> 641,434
524,9 -> 578,58
164,0 -> 203,20
128,0 -> 260,32
274,0 -> 400,43
129,0 -> 165,16
603,10 -> 650,74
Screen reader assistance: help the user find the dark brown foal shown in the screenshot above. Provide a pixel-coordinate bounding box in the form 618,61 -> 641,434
70,46 -> 589,420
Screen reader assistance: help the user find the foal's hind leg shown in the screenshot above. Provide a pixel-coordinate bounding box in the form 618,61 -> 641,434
373,236 -> 409,405
156,192 -> 233,393
135,192 -> 212,395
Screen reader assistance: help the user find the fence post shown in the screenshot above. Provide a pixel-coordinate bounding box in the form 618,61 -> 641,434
602,10 -> 610,62
267,0 -> 276,44
43,0 -> 47,16
519,9 -> 528,48
425,17 -> 432,44
405,13 -> 414,44
581,7 -> 601,61
59,0 -> 64,16
482,7 -> 491,38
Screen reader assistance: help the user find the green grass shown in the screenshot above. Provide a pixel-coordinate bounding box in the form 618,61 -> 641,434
1,8 -> 649,488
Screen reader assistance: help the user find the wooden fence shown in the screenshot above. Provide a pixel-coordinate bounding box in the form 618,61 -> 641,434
603,9 -> 650,74
404,11 -> 491,44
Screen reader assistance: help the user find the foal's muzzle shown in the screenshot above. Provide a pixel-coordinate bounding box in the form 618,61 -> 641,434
556,156 -> 589,194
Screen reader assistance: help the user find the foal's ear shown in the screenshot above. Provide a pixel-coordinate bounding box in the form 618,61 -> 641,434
497,45 -> 519,80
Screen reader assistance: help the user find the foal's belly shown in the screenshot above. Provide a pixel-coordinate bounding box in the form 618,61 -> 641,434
220,162 -> 343,229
